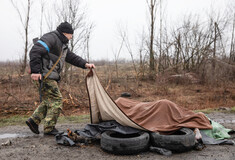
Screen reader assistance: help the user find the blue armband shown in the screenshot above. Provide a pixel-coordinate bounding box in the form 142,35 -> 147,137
37,40 -> 50,53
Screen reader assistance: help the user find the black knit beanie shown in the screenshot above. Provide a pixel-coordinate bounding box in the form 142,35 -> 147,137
56,22 -> 74,34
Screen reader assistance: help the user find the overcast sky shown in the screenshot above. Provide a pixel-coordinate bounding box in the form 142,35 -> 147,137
0,0 -> 232,62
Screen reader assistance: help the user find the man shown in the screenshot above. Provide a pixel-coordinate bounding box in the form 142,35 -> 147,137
26,22 -> 95,135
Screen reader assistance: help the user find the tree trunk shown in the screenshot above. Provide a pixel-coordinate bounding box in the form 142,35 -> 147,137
213,22 -> 217,75
230,14 -> 235,63
149,0 -> 156,80
20,0 -> 31,75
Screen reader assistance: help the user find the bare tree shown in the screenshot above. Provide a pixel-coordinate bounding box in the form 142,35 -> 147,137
118,29 -> 139,80
138,30 -> 148,79
11,0 -> 32,74
84,24 -> 94,62
113,38 -> 124,79
230,14 -> 235,63
146,0 -> 158,79
159,0 -> 163,72
39,0 -> 45,37
44,8 -> 55,32
54,0 -> 92,83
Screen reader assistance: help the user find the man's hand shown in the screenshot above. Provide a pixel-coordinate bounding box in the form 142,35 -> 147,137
31,73 -> 42,81
85,63 -> 96,69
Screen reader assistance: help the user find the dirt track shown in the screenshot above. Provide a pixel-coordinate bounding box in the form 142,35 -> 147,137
0,112 -> 234,160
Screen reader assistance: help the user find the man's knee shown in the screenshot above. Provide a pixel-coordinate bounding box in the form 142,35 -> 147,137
52,100 -> 63,110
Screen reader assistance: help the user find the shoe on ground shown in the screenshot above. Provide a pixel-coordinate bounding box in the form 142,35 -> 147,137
26,118 -> 40,134
44,128 -> 64,136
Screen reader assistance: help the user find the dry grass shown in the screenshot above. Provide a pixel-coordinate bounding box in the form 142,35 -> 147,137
0,62 -> 235,118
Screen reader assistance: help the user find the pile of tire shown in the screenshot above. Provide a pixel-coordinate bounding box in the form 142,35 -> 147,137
100,131 -> 149,155
150,128 -> 196,152
100,128 -> 195,155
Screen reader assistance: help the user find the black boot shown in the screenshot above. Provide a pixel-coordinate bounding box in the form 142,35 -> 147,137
44,127 -> 64,136
26,118 -> 40,134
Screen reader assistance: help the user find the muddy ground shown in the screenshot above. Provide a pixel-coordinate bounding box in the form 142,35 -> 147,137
0,112 -> 234,160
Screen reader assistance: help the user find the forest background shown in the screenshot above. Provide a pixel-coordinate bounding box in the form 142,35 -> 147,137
0,0 -> 235,118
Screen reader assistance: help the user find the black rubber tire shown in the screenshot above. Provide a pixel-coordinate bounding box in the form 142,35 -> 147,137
100,131 -> 150,155
150,128 -> 195,152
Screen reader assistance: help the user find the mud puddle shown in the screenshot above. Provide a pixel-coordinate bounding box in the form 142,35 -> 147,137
0,133 -> 29,139
214,119 -> 235,124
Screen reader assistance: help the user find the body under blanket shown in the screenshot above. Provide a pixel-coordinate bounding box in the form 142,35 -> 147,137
86,69 -> 212,134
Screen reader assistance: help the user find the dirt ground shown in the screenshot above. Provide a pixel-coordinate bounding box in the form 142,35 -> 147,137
0,112 -> 234,160
0,64 -> 235,159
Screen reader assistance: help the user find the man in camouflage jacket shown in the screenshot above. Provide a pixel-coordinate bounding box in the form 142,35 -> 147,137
26,22 -> 95,135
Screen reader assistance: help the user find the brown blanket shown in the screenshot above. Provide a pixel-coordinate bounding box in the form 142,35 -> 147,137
86,69 -> 212,133
115,97 -> 212,133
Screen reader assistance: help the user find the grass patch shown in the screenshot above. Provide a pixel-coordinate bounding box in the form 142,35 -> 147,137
0,114 -> 90,128
58,114 -> 90,123
0,115 -> 28,127
231,106 -> 235,112
195,106 -> 235,113
194,108 -> 216,113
